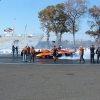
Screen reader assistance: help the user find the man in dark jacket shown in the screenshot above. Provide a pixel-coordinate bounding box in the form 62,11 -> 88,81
90,45 -> 95,63
12,45 -> 15,57
96,46 -> 100,63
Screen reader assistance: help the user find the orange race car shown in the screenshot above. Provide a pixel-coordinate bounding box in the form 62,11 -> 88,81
36,49 -> 75,58
36,49 -> 53,58
58,49 -> 75,55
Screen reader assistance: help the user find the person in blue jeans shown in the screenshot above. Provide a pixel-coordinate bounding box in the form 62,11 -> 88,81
12,45 -> 15,56
22,46 -> 28,62
29,46 -> 35,63
15,46 -> 18,56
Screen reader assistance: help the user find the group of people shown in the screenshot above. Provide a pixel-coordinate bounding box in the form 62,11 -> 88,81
12,44 -> 100,64
12,45 -> 59,63
78,45 -> 100,64
12,45 -> 18,56
22,45 -> 60,62
22,46 -> 35,63
51,45 -> 100,63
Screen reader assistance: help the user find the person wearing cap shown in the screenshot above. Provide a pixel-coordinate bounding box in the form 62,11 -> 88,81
29,46 -> 35,63
90,45 -> 95,63
78,46 -> 85,63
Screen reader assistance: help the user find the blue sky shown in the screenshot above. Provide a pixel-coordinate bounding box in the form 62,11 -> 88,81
0,0 -> 100,41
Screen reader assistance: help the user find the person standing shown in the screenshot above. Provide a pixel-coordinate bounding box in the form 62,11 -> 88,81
22,46 -> 28,62
79,46 -> 85,63
15,46 -> 18,56
52,46 -> 58,61
96,46 -> 100,63
90,45 -> 95,63
12,45 -> 15,57
27,46 -> 30,56
29,46 -> 35,63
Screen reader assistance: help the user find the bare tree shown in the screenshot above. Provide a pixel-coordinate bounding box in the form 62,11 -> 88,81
86,5 -> 100,42
64,0 -> 88,49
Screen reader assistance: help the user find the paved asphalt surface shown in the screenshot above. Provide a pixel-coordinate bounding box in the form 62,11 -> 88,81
0,54 -> 99,64
0,54 -> 100,100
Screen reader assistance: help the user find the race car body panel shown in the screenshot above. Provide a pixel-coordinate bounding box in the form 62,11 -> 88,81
36,49 -> 52,58
36,49 -> 75,58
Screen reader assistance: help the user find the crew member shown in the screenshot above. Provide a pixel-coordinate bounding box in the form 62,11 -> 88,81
22,46 -> 28,62
52,46 -> 58,61
79,46 -> 85,63
29,46 -> 35,63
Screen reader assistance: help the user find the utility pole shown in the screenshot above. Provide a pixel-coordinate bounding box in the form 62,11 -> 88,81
13,18 -> 16,36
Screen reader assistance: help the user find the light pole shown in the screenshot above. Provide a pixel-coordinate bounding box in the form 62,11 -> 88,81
98,21 -> 100,38
13,18 -> 16,36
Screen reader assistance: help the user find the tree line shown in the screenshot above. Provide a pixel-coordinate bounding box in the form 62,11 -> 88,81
38,0 -> 100,49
